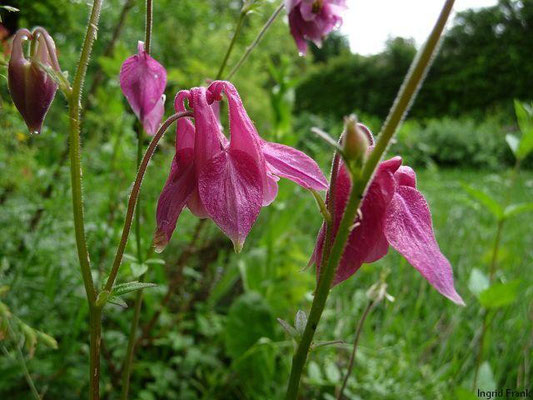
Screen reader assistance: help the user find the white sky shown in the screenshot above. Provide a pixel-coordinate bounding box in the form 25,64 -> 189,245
342,0 -> 499,55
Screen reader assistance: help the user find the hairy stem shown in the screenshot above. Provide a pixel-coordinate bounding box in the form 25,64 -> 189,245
67,0 -> 105,397
226,2 -> 284,79
103,111 -> 192,293
285,1 -> 455,398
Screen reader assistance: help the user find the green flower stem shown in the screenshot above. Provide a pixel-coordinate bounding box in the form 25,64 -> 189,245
144,0 -> 153,54
226,2 -> 285,80
120,124 -> 146,400
67,0 -> 104,397
68,0 -> 105,306
103,111 -> 193,293
284,1 -> 455,398
89,306 -> 103,400
216,10 -> 247,80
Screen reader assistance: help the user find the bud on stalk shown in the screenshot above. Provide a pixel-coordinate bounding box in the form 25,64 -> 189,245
8,27 -> 60,134
342,114 -> 369,166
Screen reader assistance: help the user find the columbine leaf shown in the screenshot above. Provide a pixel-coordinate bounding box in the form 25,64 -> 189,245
514,100 -> 533,159
113,281 -> 157,297
108,296 -> 128,308
478,280 -> 520,309
276,318 -> 298,338
504,202 -> 533,219
295,310 -> 307,335
461,183 -> 503,220
468,268 -> 489,297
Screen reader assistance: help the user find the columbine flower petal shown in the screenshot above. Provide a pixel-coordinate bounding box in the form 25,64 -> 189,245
8,28 -> 58,134
120,41 -> 167,134
262,142 -> 328,191
383,185 -> 465,305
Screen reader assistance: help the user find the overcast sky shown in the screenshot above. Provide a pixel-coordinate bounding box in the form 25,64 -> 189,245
342,0 -> 499,55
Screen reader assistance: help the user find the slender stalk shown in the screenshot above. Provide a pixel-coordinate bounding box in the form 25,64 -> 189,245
144,0 -> 153,53
226,2 -> 284,80
216,11 -> 246,80
337,300 -> 375,400
103,111 -> 192,293
285,1 -> 455,398
89,306 -> 103,400
68,0 -> 105,306
67,1 -> 105,397
120,124 -> 145,400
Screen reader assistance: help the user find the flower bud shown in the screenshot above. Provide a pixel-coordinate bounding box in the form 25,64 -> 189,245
343,115 -> 369,164
8,28 -> 60,134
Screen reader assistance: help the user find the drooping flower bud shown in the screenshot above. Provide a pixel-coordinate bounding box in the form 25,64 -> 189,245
8,28 -> 60,134
119,41 -> 167,135
342,115 -> 369,165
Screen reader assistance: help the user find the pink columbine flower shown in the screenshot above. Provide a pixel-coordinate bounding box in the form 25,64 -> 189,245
286,0 -> 347,55
155,80 -> 327,252
8,28 -> 60,134
119,41 -> 167,135
311,125 -> 464,305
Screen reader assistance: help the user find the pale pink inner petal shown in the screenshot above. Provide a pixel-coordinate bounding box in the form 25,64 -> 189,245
384,186 -> 465,305
262,141 -> 328,191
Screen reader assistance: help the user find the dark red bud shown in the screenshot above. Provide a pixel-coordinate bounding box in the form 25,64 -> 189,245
8,28 -> 59,134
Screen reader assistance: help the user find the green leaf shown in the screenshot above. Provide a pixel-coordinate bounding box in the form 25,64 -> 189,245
514,100 -> 533,159
277,318 -> 298,338
224,292 -> 276,397
225,292 -> 275,358
468,268 -> 489,297
504,202 -> 533,219
461,183 -> 503,220
295,310 -> 307,335
145,258 -> 165,265
505,134 -> 519,155
478,280 -> 520,309
130,262 -> 148,278
113,281 -> 157,297
108,296 -> 128,308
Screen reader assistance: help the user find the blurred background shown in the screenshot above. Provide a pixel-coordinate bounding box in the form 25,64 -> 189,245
0,0 -> 532,399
